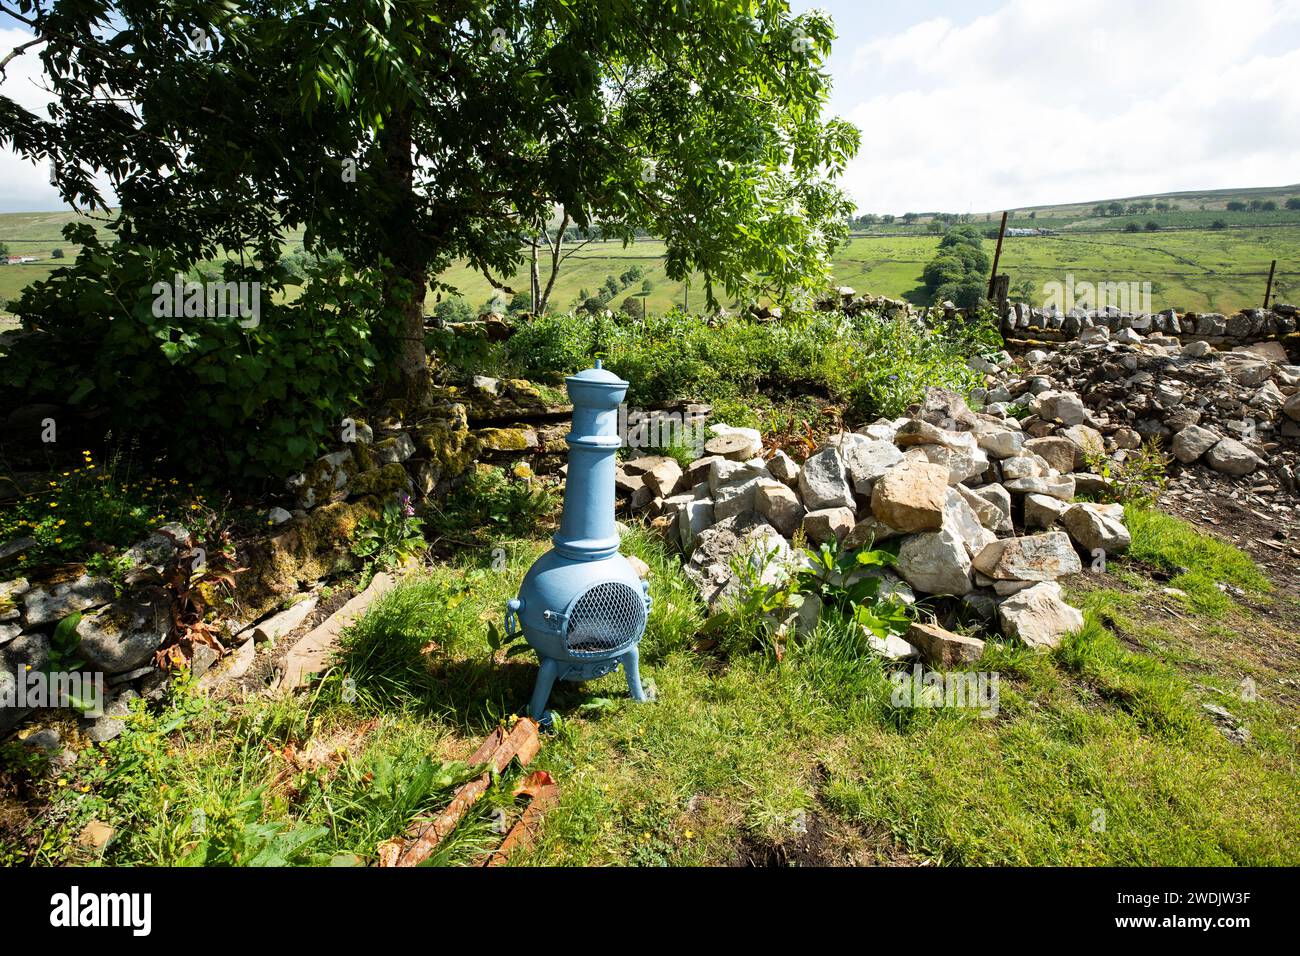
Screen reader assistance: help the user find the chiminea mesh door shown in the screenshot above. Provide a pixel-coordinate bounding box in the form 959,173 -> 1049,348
565,581 -> 647,657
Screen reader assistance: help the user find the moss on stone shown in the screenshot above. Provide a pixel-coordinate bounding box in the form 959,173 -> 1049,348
298,449 -> 356,508
351,439 -> 377,472
474,427 -> 537,452
414,409 -> 478,481
350,463 -> 411,497
236,499 -> 377,621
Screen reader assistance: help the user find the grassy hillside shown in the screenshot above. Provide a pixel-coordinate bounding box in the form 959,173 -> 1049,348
856,184 -> 1300,236
3,204 -> 1298,319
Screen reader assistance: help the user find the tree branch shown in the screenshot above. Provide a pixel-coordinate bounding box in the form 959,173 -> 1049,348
0,37 -> 44,77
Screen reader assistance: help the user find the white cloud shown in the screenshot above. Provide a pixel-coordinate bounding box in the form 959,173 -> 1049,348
0,26 -> 64,211
838,0 -> 1300,212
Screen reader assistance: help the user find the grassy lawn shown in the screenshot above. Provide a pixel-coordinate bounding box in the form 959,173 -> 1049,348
13,506 -> 1297,867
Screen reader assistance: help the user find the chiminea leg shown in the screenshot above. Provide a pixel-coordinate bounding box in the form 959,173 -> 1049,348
528,657 -> 561,726
621,646 -> 646,702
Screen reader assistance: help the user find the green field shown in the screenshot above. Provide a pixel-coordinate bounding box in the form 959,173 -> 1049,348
3,206 -> 1298,318
855,183 -> 1300,236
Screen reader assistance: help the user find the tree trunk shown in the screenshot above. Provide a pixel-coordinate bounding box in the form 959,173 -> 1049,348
530,238 -> 539,313
536,213 -> 568,315
378,107 -> 429,405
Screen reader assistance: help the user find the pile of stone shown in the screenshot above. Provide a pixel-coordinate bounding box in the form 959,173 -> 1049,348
1002,303 -> 1297,349
991,331 -> 1300,500
618,386 -> 1129,667
0,524 -> 329,745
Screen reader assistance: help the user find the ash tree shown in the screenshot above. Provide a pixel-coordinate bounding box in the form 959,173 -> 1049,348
0,0 -> 860,404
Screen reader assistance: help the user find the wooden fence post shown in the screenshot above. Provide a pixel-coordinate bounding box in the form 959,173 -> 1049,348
992,273 -> 1011,319
1264,259 -> 1277,309
987,211 -> 1008,298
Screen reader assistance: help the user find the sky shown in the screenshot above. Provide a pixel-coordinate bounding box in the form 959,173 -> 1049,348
799,0 -> 1300,213
2,1 -> 1300,214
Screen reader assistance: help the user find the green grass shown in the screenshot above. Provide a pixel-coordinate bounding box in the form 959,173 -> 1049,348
4,208 -> 1297,317
1122,504 -> 1271,615
12,508 -> 1298,867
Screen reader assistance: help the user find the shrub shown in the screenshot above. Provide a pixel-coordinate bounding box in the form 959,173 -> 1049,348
496,307 -> 986,422
433,296 -> 473,323
921,226 -> 989,307
0,226 -> 399,480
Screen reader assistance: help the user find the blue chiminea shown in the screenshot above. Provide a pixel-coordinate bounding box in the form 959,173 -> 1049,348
506,360 -> 651,726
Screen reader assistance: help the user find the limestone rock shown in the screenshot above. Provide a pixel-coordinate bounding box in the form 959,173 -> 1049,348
1034,391 -> 1087,426
1204,438 -> 1259,477
912,387 -> 979,432
903,442 -> 988,486
944,489 -> 998,558
678,499 -> 716,554
868,633 -> 919,661
798,447 -> 855,511
801,507 -> 857,546
998,581 -> 1084,650
897,526 -> 973,596
21,574 -> 115,628
905,621 -> 985,668
754,479 -> 805,537
713,478 -> 764,522
1023,437 -> 1077,474
1058,425 -> 1104,465
973,532 -> 1082,582
1171,425 -> 1220,464
839,437 -> 905,495
968,484 -> 1013,533
246,596 -> 319,645
1062,503 -> 1131,553
685,455 -> 725,486
1002,474 -> 1076,500
709,458 -> 770,496
870,460 -> 949,533
643,458 -> 684,498
684,515 -> 791,610
975,427 -> 1025,459
1023,493 -> 1068,531
766,450 -> 801,486
83,688 -> 139,744
0,633 -> 50,734
74,587 -> 170,674
1000,454 -> 1048,481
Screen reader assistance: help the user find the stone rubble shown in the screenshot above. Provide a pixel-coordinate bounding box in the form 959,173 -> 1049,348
625,397 -> 1130,666
982,326 -> 1299,503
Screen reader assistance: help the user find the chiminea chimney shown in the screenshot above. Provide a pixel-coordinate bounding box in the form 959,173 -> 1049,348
506,361 -> 650,727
